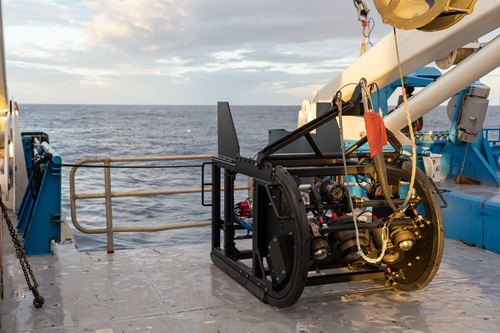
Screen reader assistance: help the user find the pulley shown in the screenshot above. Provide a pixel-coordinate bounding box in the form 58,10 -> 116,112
373,0 -> 477,32
435,44 -> 477,69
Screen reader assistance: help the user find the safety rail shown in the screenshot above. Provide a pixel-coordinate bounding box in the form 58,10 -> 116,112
69,154 -> 249,253
416,129 -> 500,145
484,128 -> 500,145
484,128 -> 500,169
415,130 -> 450,141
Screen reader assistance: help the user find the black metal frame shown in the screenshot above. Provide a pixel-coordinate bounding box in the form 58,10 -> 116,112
210,90 -> 444,307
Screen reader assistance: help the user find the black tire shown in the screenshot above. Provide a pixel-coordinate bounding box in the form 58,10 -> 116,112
386,161 -> 444,291
263,166 -> 310,307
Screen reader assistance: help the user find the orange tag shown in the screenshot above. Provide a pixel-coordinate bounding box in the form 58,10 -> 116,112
364,112 -> 387,157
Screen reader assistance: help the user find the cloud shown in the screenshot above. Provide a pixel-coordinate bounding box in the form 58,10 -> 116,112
4,1 -> 497,105
5,0 -> 387,104
80,0 -> 385,56
83,0 -> 192,52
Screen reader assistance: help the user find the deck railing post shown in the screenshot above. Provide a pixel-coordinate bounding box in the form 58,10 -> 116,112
68,154 -> 250,250
104,159 -> 114,253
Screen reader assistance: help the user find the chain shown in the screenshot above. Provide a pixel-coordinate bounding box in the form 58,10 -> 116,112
0,197 -> 44,308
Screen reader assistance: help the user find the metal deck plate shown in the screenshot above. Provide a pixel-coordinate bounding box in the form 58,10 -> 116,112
2,229 -> 499,332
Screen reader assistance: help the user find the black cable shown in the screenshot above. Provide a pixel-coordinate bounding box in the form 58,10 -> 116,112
368,82 -> 381,112
31,153 -> 53,199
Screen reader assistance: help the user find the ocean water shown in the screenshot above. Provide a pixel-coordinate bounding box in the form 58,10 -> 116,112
18,104 -> 500,252
18,104 -> 299,251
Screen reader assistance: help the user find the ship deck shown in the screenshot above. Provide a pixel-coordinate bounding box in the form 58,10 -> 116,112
440,177 -> 500,202
2,216 -> 500,333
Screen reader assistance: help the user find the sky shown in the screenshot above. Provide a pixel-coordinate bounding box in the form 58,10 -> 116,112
2,0 -> 499,106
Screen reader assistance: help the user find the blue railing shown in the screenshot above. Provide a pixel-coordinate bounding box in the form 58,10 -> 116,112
17,140 -> 62,255
484,128 -> 500,169
484,128 -> 500,145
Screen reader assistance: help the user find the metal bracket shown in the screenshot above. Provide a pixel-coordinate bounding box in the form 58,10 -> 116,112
201,162 -> 213,206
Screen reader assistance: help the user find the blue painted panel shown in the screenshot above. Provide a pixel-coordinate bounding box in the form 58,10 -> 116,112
441,192 -> 484,248
17,179 -> 34,233
22,137 -> 33,178
16,147 -> 62,256
483,200 -> 500,253
22,156 -> 62,255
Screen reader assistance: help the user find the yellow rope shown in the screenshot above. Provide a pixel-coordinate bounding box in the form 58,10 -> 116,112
336,96 -> 389,264
332,27 -> 419,264
393,28 -> 417,211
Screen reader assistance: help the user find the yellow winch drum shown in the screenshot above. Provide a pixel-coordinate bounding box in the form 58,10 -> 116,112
373,0 -> 477,31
